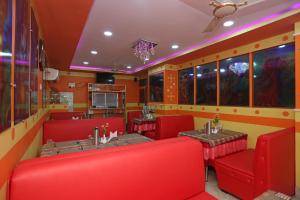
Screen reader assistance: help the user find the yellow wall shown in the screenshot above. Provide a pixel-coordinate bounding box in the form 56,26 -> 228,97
0,109 -> 48,200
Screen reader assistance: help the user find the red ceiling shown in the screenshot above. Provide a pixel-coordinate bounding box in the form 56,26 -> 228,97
32,0 -> 94,70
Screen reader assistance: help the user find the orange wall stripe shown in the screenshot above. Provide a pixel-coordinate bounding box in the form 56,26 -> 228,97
157,109 -> 294,128
0,113 -> 48,188
249,52 -> 253,107
295,122 -> 300,133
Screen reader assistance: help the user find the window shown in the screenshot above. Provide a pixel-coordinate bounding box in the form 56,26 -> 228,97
0,0 -> 12,132
14,0 -> 30,124
220,55 -> 249,106
178,67 -> 194,104
196,62 -> 217,105
149,73 -> 163,102
139,78 -> 147,103
253,43 -> 295,107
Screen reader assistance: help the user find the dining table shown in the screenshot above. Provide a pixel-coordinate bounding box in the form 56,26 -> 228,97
40,133 -> 153,157
179,129 -> 248,181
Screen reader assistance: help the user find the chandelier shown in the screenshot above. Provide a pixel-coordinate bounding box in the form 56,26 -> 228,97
132,39 -> 157,63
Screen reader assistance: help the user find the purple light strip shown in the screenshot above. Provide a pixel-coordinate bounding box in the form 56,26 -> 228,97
70,2 -> 300,74
70,65 -> 131,74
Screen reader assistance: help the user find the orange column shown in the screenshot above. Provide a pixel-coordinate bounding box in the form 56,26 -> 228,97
249,53 -> 253,107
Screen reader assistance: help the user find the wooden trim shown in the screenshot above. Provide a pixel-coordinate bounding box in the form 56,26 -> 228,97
249,52 -> 254,107
217,60 -> 220,106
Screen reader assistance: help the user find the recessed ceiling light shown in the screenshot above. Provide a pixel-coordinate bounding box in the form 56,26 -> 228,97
90,50 -> 98,55
172,44 -> 179,49
127,65 -> 132,69
104,31 -> 113,37
145,58 -> 149,61
223,20 -> 234,27
83,61 -> 89,65
278,45 -> 286,48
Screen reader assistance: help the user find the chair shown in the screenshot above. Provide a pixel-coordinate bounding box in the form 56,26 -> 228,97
215,127 -> 295,200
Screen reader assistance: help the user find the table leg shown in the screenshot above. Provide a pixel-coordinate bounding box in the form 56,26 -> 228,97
205,166 -> 208,182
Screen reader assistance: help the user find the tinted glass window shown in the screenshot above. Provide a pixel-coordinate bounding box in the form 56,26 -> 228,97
178,67 -> 194,104
220,55 -> 249,106
149,73 -> 163,102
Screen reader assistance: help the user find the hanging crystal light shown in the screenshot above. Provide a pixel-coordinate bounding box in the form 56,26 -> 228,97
132,39 -> 157,63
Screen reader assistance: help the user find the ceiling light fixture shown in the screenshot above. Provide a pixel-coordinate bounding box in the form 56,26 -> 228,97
278,45 -> 286,48
132,39 -> 157,63
90,50 -> 98,55
83,61 -> 89,65
172,44 -> 179,49
104,31 -> 113,37
223,20 -> 235,27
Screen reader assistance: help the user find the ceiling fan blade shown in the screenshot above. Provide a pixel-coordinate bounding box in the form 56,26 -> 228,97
203,17 -> 220,32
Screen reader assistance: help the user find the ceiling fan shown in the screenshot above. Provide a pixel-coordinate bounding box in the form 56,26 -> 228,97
203,0 -> 248,32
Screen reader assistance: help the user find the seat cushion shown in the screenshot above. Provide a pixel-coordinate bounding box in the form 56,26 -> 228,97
144,131 -> 156,139
187,192 -> 217,200
215,149 -> 255,200
215,149 -> 255,176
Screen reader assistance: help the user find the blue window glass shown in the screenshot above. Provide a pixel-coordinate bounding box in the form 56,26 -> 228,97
253,43 -> 295,107
196,62 -> 217,105
220,55 -> 249,106
149,73 -> 163,102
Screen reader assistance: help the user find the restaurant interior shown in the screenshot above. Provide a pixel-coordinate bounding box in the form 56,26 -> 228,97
1,0 -> 300,199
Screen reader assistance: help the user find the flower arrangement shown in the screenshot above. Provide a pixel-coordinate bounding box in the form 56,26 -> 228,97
101,123 -> 109,137
212,114 -> 220,126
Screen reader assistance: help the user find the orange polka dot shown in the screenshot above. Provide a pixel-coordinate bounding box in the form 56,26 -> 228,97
202,107 -> 205,111
202,59 -> 205,62
282,35 -> 288,41
254,44 -> 260,49
216,108 -> 220,111
282,111 -> 289,117
255,110 -> 260,114
233,50 -> 237,54
190,107 -> 193,110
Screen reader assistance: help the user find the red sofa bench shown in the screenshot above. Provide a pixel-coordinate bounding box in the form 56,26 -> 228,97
9,137 -> 216,200
145,115 -> 194,140
50,112 -> 86,120
43,118 -> 125,144
215,127 -> 295,200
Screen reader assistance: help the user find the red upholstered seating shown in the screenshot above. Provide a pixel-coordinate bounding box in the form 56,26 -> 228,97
9,137 -> 217,200
127,111 -> 142,133
144,115 -> 194,140
43,118 -> 125,144
215,127 -> 295,200
50,112 -> 86,120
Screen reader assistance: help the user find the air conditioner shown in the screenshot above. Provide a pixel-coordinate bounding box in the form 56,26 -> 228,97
43,68 -> 59,81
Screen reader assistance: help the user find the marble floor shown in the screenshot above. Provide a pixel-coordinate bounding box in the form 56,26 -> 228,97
205,168 -> 239,200
206,168 -> 300,200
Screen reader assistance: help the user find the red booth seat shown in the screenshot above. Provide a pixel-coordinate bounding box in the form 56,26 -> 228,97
50,112 -> 86,120
215,127 -> 295,200
127,111 -> 142,133
43,118 -> 125,144
145,115 -> 194,140
9,137 -> 217,200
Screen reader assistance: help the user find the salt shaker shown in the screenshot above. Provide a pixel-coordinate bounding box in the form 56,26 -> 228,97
94,127 -> 99,146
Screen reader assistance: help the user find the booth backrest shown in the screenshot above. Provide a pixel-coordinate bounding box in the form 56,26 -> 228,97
10,137 -> 207,200
50,112 -> 86,120
156,115 -> 194,139
43,118 -> 125,144
254,127 -> 295,196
